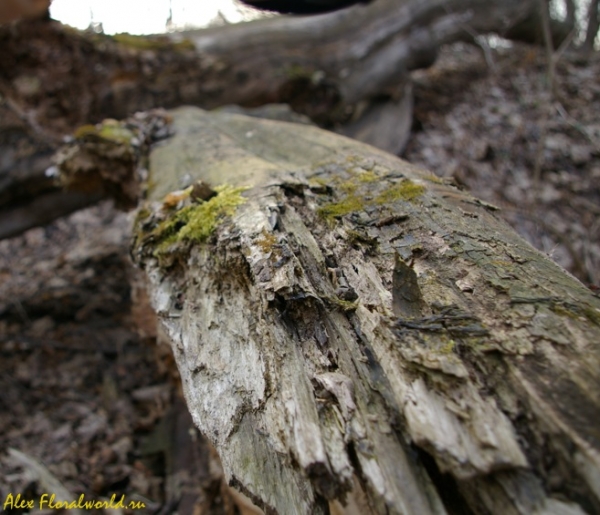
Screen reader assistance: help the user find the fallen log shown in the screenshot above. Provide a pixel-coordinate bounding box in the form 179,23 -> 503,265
123,107 -> 600,514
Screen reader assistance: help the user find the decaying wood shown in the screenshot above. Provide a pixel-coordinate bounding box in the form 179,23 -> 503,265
127,107 -> 600,514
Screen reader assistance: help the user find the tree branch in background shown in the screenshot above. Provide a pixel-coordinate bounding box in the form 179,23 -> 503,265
583,0 -> 600,52
0,0 -> 574,239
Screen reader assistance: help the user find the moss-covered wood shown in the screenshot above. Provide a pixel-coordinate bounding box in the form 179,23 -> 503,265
132,107 -> 600,515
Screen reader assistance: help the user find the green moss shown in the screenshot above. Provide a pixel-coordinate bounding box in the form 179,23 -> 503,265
317,195 -> 364,220
74,120 -> 135,144
285,64 -> 314,80
582,306 -> 600,327
114,33 -> 163,50
317,178 -> 425,221
98,124 -> 135,144
334,176 -> 359,195
309,177 -> 329,187
439,340 -> 456,354
112,33 -> 193,52
357,170 -> 379,183
550,303 -> 577,319
375,180 -> 425,204
552,302 -> 600,327
134,206 -> 152,225
548,301 -> 600,328
324,296 -> 359,312
74,124 -> 97,139
422,173 -> 445,184
153,184 -> 248,253
171,39 -> 196,52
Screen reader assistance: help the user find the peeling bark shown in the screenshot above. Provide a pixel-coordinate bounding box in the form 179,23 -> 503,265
131,107 -> 600,514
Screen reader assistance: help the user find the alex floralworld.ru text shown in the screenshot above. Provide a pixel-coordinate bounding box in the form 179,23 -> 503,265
3,492 -> 146,510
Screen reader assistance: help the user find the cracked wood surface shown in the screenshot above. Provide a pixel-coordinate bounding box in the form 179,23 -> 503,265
133,107 -> 600,515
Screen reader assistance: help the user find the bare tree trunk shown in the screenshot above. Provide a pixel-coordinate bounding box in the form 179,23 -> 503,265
0,0 -> 539,124
565,0 -> 576,28
583,0 -> 600,51
504,0 -> 574,47
126,107 -> 600,515
0,0 -> 542,132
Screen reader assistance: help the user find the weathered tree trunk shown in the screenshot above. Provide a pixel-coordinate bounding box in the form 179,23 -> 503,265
583,0 -> 600,52
127,107 -> 600,515
0,0 -> 558,237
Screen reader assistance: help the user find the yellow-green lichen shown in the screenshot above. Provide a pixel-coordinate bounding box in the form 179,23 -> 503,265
74,121 -> 135,144
324,295 -> 359,312
439,340 -> 456,354
338,179 -> 359,195
154,184 -> 248,253
309,177 -> 329,188
317,178 -> 425,221
345,155 -> 362,164
422,173 -> 445,184
582,306 -> 600,327
317,195 -> 365,220
357,170 -> 379,183
551,302 -> 600,328
375,181 -> 425,204
285,64 -> 315,80
113,33 -> 195,52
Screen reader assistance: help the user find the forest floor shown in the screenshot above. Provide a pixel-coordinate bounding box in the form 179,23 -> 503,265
1,42 -> 599,514
406,42 -> 600,287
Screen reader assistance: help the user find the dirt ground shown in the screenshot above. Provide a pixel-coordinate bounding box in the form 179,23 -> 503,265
1,41 -> 599,514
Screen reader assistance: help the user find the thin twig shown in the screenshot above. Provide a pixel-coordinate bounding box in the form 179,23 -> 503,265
533,0 -> 557,188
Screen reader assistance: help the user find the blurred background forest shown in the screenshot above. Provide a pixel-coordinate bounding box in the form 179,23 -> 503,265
0,0 -> 599,513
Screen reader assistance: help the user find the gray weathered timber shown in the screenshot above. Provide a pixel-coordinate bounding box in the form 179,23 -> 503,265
133,107 -> 600,515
